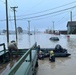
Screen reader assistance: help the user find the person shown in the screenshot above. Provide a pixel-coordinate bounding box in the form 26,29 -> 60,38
38,50 -> 44,60
39,50 -> 43,54
8,40 -> 18,58
55,44 -> 63,52
37,45 -> 40,53
49,50 -> 55,62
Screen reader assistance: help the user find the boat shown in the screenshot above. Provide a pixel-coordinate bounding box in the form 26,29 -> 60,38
49,37 -> 59,41
38,48 -> 71,58
38,44 -> 71,59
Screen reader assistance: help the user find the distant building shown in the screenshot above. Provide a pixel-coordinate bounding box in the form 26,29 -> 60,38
59,30 -> 67,34
67,21 -> 76,34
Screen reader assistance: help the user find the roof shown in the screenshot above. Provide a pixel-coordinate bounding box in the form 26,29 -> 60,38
67,21 -> 76,27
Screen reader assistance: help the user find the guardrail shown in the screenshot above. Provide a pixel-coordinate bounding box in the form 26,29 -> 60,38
0,43 -> 6,53
0,43 -> 8,63
7,42 -> 38,75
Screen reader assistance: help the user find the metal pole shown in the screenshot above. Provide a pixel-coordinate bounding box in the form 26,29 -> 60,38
5,0 -> 9,46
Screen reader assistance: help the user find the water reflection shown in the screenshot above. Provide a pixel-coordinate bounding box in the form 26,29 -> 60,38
18,34 -> 23,41
67,37 -> 70,42
28,35 -> 31,48
50,57 -> 71,69
50,62 -> 56,69
0,56 -> 21,75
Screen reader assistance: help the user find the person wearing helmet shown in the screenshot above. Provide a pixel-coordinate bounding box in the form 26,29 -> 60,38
49,50 -> 55,62
38,50 -> 44,60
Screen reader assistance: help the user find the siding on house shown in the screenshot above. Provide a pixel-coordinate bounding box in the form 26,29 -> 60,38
67,21 -> 76,34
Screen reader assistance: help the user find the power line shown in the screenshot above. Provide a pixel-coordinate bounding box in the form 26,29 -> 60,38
17,5 -> 76,20
0,5 -> 76,21
16,1 -> 76,17
28,10 -> 70,21
56,13 -> 69,24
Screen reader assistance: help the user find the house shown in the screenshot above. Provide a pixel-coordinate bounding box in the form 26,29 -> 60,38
67,21 -> 76,34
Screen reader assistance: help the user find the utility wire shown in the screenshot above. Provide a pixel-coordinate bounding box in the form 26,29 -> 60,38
56,13 -> 69,23
0,5 -> 76,21
17,5 -> 76,20
17,1 -> 76,17
26,11 -> 69,21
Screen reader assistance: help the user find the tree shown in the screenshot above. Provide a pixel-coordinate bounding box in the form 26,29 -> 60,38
17,27 -> 23,34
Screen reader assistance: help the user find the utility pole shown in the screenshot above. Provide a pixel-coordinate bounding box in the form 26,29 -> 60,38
53,21 -> 54,34
70,11 -> 72,34
70,11 -> 72,22
28,21 -> 30,35
5,0 -> 9,45
11,6 -> 18,43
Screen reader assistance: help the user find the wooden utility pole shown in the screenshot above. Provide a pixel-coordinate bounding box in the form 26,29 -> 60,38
5,0 -> 9,45
11,6 -> 18,43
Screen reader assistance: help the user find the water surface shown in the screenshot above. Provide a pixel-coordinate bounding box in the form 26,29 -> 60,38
0,33 -> 76,75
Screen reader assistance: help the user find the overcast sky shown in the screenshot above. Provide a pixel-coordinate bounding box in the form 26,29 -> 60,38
0,0 -> 76,31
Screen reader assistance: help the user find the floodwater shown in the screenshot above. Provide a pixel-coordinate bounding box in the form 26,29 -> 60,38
0,33 -> 76,75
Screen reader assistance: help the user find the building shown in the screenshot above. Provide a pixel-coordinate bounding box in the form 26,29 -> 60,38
67,21 -> 76,34
59,30 -> 67,34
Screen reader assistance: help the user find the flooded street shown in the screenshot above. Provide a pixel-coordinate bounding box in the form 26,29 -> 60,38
0,33 -> 76,75
36,34 -> 76,75
37,57 -> 76,75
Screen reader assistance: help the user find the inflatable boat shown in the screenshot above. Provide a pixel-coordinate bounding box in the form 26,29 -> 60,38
38,44 -> 71,59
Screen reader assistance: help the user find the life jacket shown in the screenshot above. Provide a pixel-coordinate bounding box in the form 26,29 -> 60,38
50,51 -> 54,56
39,50 -> 43,54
